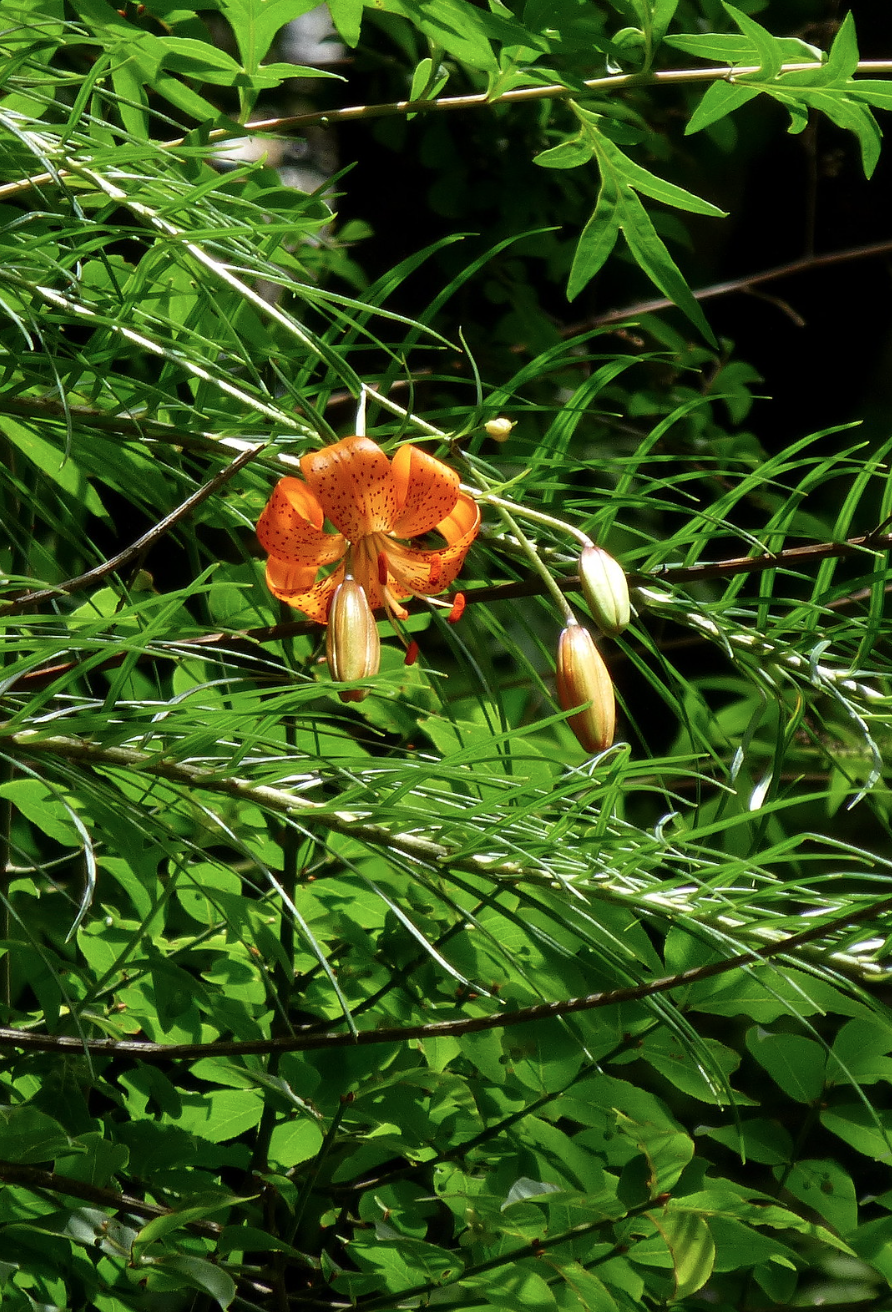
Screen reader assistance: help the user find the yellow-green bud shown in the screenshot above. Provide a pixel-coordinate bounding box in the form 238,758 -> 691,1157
578,545 -> 630,637
484,417 -> 516,441
326,577 -> 380,702
556,622 -> 615,755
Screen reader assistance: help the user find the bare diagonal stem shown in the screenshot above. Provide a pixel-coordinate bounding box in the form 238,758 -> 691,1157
0,445 -> 264,615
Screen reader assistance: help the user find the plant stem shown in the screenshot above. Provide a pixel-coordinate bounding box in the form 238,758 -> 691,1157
490,502 -> 577,624
212,60 -> 892,138
469,488 -> 594,550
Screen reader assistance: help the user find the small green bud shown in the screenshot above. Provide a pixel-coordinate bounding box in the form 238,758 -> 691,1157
578,545 -> 630,637
326,577 -> 380,702
556,622 -> 615,755
484,416 -> 516,441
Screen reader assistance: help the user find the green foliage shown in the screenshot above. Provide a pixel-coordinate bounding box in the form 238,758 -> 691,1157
2,1 -> 892,1309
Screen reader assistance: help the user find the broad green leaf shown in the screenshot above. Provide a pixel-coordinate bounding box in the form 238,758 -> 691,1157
615,1111 -> 693,1193
648,1208 -> 715,1299
590,130 -> 726,217
217,1224 -> 308,1256
850,80 -> 892,112
827,1019 -> 892,1086
846,1215 -> 892,1284
685,965 -> 874,1023
775,1159 -> 857,1235
0,1108 -> 76,1164
820,11 -> 860,81
484,1267 -> 557,1310
268,1118 -> 325,1169
372,0 -> 502,72
142,1254 -> 236,1309
54,1133 -> 129,1187
745,1030 -> 826,1103
705,1118 -> 794,1166
567,180 -> 620,299
133,1192 -> 248,1258
707,1215 -> 798,1272
329,0 -> 364,46
173,1089 -> 264,1143
639,1030 -> 749,1105
0,416 -> 104,516
0,778 -> 80,845
821,1103 -> 892,1164
646,0 -> 680,51
534,137 -> 593,170
156,37 -> 243,84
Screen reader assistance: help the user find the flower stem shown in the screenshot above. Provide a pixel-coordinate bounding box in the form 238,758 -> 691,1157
491,502 -> 577,625
466,487 -> 594,550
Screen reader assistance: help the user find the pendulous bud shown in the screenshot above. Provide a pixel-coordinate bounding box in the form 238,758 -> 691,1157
556,621 -> 616,754
578,544 -> 630,637
326,577 -> 380,702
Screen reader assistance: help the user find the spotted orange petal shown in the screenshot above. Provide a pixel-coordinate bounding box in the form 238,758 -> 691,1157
301,436 -> 398,539
350,535 -> 386,612
391,443 -> 461,539
266,558 -> 344,624
384,511 -> 479,599
257,477 -> 346,566
436,492 -> 480,546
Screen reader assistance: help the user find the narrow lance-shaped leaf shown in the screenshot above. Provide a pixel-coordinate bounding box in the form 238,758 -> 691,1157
618,188 -> 717,344
723,2 -> 785,80
567,177 -> 620,299
563,104 -> 724,336
686,81 -> 761,136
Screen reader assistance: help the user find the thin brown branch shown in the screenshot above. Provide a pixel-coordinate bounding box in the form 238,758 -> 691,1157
0,445 -> 265,616
1,886 -> 889,1060
0,1160 -> 223,1235
195,60 -> 892,140
4,62 -> 892,202
4,527 -> 890,693
348,1205 -> 658,1312
568,237 -> 892,332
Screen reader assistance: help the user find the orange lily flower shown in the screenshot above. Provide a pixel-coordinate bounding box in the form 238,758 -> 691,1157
257,436 -> 480,623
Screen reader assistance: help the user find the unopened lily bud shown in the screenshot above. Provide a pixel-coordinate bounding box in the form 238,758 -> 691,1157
326,578 -> 380,702
484,417 -> 515,442
578,544 -> 630,637
556,622 -> 615,754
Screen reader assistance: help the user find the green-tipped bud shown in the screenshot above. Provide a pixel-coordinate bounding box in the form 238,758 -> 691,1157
326,577 -> 380,703
556,621 -> 615,754
578,545 -> 630,637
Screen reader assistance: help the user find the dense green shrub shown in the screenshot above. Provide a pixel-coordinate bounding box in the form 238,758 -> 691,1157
3,2 -> 892,1307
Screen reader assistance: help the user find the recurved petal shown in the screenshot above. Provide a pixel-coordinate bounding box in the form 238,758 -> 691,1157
257,478 -> 345,564
385,530 -> 476,599
435,492 -> 480,546
301,436 -> 399,539
266,558 -> 343,623
391,443 -> 461,538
